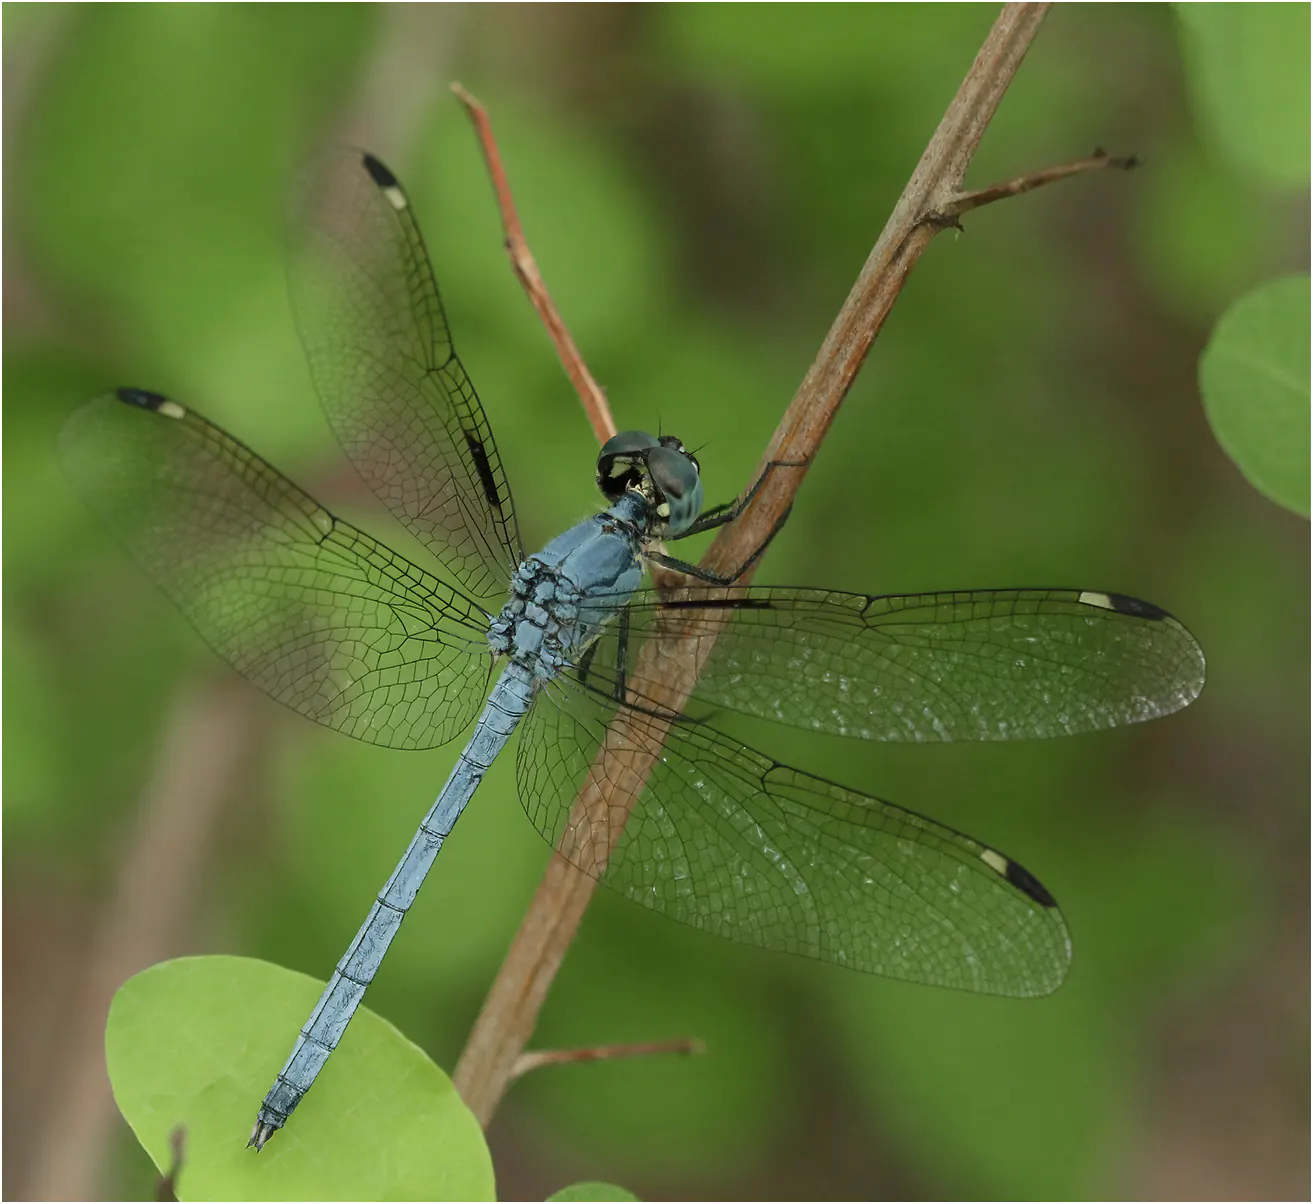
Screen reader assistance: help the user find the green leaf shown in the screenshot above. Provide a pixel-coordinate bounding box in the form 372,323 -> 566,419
1199,276 -> 1310,516
106,957 -> 495,1201
1175,4 -> 1310,190
547,1183 -> 639,1202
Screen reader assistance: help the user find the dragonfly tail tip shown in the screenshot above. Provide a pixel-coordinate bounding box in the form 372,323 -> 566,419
247,1119 -> 279,1152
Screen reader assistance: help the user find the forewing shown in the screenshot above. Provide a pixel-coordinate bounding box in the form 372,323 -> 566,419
578,586 -> 1205,742
518,675 -> 1071,995
288,149 -> 520,602
61,390 -> 493,750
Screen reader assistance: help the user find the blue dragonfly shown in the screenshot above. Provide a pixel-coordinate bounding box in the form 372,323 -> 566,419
61,150 -> 1206,1149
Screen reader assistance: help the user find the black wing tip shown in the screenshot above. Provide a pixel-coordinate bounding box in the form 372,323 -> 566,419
1002,857 -> 1059,909
1103,592 -> 1169,621
115,386 -> 171,410
361,152 -> 399,189
982,846 -> 1059,909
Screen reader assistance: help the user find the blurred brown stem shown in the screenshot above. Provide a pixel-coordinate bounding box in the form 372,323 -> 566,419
155,1126 -> 187,1202
451,1 -> 1125,1128
22,680 -> 256,1201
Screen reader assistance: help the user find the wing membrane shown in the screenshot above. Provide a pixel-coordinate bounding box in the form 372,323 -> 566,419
574,586 -> 1205,742
61,390 -> 493,750
288,149 -> 520,602
519,673 -> 1070,994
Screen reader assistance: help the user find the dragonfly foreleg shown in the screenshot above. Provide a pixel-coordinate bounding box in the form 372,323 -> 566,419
672,455 -> 807,541
646,502 -> 793,585
648,456 -> 805,584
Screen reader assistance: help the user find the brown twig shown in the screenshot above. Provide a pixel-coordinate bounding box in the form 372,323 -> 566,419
450,81 -> 617,446
934,147 -> 1140,223
454,2 -> 1105,1127
511,1037 -> 705,1081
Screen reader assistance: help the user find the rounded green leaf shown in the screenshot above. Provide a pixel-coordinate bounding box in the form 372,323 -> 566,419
105,956 -> 495,1201
1199,275 -> 1310,517
547,1183 -> 639,1202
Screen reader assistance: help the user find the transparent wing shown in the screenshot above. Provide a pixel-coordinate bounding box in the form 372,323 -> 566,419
288,149 -> 521,603
574,586 -> 1205,742
61,389 -> 494,750
518,674 -> 1071,996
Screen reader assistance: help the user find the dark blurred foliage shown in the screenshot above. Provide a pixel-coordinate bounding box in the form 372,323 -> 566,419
4,5 -> 1307,1200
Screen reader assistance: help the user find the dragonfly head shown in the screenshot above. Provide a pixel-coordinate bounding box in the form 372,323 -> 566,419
597,430 -> 703,537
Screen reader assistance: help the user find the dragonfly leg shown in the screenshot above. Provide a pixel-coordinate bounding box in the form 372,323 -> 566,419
647,503 -> 793,585
672,456 -> 807,540
574,608 -> 633,700
648,456 -> 805,584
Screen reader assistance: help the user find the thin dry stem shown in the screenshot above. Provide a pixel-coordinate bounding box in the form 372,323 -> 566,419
937,147 -> 1140,221
511,1037 -> 705,1081
452,2 -> 1112,1127
450,81 -> 617,445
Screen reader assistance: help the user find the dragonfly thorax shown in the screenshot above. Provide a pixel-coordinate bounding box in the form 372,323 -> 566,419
596,430 -> 704,538
487,565 -> 582,678
488,504 -> 646,678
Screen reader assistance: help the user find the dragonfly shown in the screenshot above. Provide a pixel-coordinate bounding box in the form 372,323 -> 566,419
61,149 -> 1206,1150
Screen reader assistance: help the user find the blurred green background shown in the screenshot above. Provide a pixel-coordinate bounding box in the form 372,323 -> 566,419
4,4 -> 1308,1200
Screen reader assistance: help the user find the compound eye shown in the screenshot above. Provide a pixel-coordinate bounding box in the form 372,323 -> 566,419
658,435 -> 699,475
597,430 -> 660,502
647,445 -> 704,535
600,431 -> 660,463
